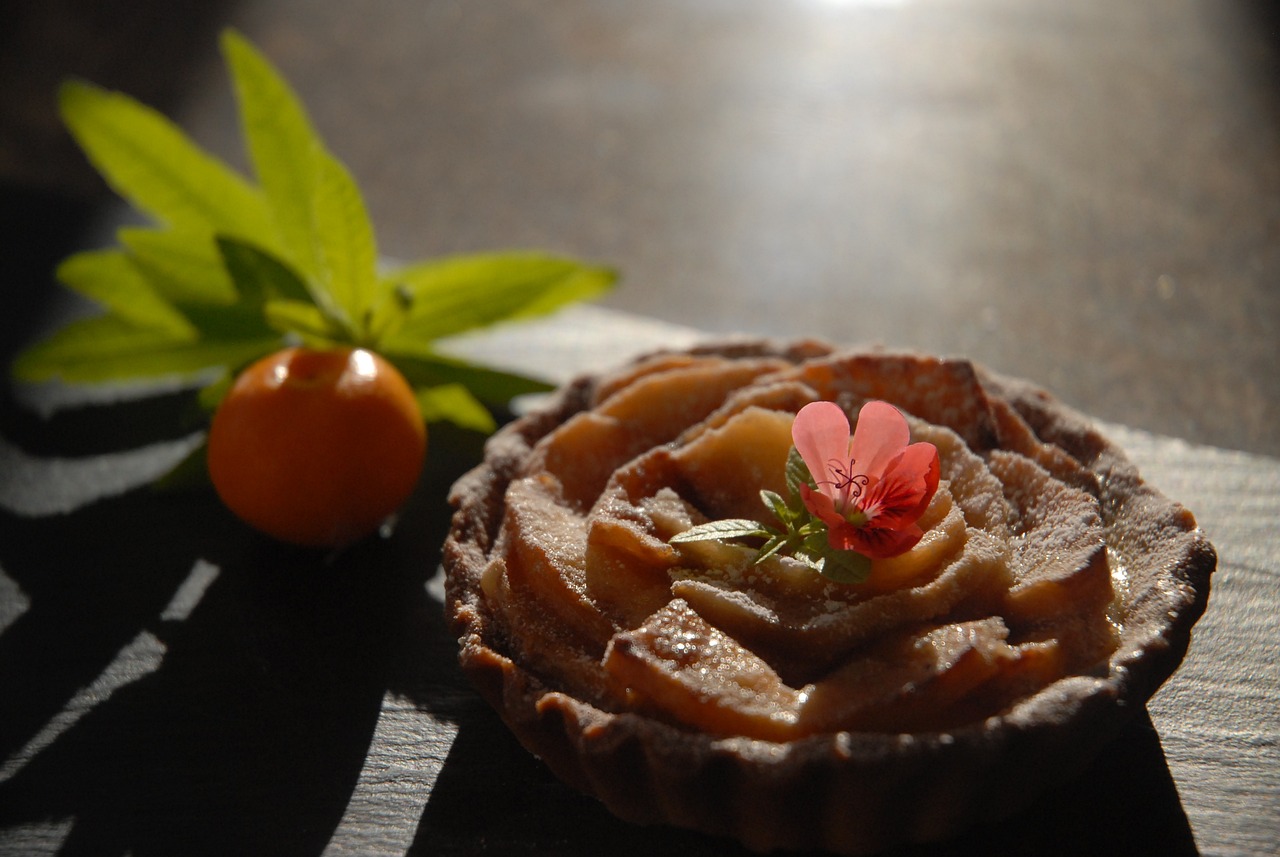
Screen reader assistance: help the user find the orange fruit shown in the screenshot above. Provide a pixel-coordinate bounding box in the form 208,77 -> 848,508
207,346 -> 427,548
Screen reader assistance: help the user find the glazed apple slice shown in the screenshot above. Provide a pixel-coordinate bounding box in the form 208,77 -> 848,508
671,529 -> 1012,683
527,357 -> 791,509
987,450 -> 1114,625
798,617 -> 1063,734
603,598 -> 805,741
671,405 -> 796,521
502,474 -> 617,650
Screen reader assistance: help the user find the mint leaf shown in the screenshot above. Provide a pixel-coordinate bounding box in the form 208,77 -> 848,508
414,384 -> 497,433
379,253 -> 616,343
119,228 -> 238,306
12,314 -> 275,383
785,445 -> 812,497
55,249 -> 193,335
816,548 -> 872,585
216,236 -> 311,306
221,29 -> 324,281
670,519 -> 772,544
755,534 -> 789,563
310,149 -> 378,338
759,489 -> 795,526
384,349 -> 553,407
59,80 -> 272,238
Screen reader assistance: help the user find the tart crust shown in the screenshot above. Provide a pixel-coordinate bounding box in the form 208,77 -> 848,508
442,340 -> 1215,855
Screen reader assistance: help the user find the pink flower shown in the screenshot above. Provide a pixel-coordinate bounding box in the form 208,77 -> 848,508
792,400 -> 940,559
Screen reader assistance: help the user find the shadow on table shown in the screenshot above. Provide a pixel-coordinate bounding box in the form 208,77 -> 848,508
414,706 -> 1198,856
0,380 -> 1200,856
0,392 -> 486,855
414,676 -> 1199,856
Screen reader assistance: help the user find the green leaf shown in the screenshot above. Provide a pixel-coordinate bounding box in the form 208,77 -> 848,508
414,384 -> 496,433
12,313 -> 276,383
379,253 -> 616,343
670,519 -> 772,544
55,249 -> 194,335
177,303 -> 278,342
385,349 -> 553,406
801,530 -> 828,556
222,28 -> 376,339
310,149 -> 379,337
221,29 -> 324,281
59,80 -> 272,238
26,30 -> 618,453
262,299 -> 347,342
816,548 -> 872,585
365,281 -> 415,343
754,535 -> 788,564
216,235 -> 312,305
785,445 -> 812,498
759,489 -> 795,526
119,228 -> 238,306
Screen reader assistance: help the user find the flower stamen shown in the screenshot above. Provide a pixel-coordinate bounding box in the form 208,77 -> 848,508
822,457 -> 869,511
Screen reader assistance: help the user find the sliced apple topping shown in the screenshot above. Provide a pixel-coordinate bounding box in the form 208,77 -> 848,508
522,411 -> 653,511
502,474 -> 617,650
798,617 -> 1064,734
987,451 -> 1113,625
671,406 -> 796,522
594,357 -> 791,446
671,528 -> 1012,683
603,598 -> 806,741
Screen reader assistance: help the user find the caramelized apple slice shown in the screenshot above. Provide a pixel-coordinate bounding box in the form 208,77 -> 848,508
986,451 -> 1113,625
590,352 -> 703,405
523,411 -> 653,511
909,420 -> 1011,534
587,452 -> 687,566
987,396 -> 1100,493
858,485 -> 966,594
595,357 -> 791,445
479,557 -> 616,703
529,358 -> 792,508
798,618 -> 1063,734
603,599 -> 805,741
672,405 -> 795,521
502,475 -> 616,650
677,379 -> 818,443
671,528 -> 1012,682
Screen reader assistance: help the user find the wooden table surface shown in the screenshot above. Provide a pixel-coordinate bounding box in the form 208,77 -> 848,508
0,308 -> 1276,856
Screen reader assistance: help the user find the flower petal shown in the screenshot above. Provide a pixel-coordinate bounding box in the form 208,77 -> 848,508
792,402 -> 850,501
863,441 -> 941,528
847,522 -> 925,559
799,482 -> 846,530
849,401 -> 911,480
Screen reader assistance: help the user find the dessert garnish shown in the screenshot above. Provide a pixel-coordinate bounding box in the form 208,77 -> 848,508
12,29 -> 614,448
671,400 -> 940,583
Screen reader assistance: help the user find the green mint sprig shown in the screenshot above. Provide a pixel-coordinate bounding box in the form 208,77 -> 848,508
669,447 -> 873,584
12,29 -> 616,437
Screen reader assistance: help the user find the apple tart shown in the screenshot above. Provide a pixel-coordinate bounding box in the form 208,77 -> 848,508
442,340 -> 1215,855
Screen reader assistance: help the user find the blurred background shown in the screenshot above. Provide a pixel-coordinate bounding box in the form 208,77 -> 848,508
3,0 -> 1278,455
